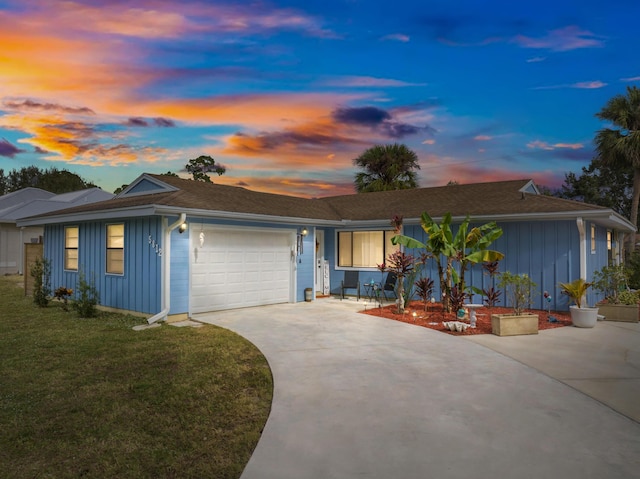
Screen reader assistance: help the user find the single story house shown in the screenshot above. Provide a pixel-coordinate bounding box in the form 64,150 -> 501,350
17,173 -> 635,322
0,187 -> 114,275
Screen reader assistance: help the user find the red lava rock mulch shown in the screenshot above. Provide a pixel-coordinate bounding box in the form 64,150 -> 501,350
360,301 -> 572,335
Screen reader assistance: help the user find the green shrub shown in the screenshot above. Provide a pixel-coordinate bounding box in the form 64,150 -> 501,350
72,271 -> 99,318
627,251 -> 640,290
30,257 -> 51,307
498,271 -> 537,315
593,264 -> 629,303
617,290 -> 640,305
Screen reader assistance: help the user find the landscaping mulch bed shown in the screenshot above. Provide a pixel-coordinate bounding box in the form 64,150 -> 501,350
360,301 -> 572,335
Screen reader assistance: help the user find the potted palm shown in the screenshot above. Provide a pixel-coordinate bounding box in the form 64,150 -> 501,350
559,278 -> 598,328
491,272 -> 539,336
593,264 -> 639,323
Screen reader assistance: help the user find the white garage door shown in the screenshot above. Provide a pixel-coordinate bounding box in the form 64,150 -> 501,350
190,225 -> 295,313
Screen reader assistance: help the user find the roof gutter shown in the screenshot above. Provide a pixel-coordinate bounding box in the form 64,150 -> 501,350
147,213 -> 186,324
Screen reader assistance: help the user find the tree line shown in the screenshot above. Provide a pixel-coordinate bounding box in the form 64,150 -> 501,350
0,166 -> 96,195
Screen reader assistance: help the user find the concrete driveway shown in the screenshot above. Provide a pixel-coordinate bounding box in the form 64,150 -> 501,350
196,298 -> 640,479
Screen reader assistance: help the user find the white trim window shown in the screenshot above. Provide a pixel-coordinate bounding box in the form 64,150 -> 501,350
106,223 -> 125,275
337,230 -> 399,268
64,226 -> 79,271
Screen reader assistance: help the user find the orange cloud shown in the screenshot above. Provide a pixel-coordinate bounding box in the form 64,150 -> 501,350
130,92 -> 362,129
0,22 -> 154,105
216,174 -> 354,198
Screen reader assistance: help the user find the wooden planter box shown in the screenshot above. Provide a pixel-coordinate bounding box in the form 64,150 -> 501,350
596,303 -> 639,323
491,313 -> 539,336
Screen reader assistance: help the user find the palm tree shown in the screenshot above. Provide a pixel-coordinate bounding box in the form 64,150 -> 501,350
353,143 -> 420,192
595,86 -> 640,257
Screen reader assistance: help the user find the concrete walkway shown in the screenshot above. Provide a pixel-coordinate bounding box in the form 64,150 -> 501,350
196,298 -> 640,479
465,319 -> 640,423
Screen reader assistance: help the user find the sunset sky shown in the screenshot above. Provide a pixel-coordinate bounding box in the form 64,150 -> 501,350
0,0 -> 638,197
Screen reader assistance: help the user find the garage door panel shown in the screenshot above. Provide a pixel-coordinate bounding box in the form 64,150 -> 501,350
190,226 -> 294,313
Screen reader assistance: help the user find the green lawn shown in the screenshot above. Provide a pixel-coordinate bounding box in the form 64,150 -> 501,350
0,275 -> 272,478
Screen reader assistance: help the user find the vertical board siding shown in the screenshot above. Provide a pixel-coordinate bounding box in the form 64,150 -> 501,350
170,223 -> 190,314
44,217 -> 163,315
325,219 -> 588,311
296,231 -> 314,301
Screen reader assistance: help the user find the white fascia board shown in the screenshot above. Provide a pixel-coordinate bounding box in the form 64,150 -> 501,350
16,205 -> 158,226
18,204 -> 343,227
353,210 -> 636,233
154,206 -> 343,226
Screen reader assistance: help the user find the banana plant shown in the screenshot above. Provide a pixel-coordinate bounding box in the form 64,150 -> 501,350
392,212 -> 504,312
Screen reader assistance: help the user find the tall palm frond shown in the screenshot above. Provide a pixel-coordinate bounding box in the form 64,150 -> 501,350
594,86 -> 640,256
353,143 -> 420,192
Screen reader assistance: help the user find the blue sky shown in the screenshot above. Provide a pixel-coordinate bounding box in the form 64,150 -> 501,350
0,0 -> 638,197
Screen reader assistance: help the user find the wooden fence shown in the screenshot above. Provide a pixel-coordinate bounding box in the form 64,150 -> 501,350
23,243 -> 44,296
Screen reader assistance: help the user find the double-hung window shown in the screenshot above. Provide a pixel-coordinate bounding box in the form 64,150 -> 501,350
64,226 -> 79,271
106,223 -> 125,274
337,230 -> 399,268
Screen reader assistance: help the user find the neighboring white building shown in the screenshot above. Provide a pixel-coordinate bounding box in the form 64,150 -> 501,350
0,187 -> 114,275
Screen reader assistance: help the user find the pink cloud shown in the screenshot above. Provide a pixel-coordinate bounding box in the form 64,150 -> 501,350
381,33 -> 410,42
513,26 -> 604,51
527,140 -> 583,150
320,76 -> 426,88
533,81 -> 607,90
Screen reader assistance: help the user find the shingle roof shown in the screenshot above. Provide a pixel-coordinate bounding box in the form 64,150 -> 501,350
22,174 -> 341,221
0,188 -> 114,222
319,179 -> 607,221
17,174 -> 632,232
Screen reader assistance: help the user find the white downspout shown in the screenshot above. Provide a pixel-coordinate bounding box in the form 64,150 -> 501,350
147,213 -> 185,324
576,217 -> 587,280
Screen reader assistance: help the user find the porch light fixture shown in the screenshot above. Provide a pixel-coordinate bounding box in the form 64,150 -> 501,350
301,227 -> 308,236
178,222 -> 187,234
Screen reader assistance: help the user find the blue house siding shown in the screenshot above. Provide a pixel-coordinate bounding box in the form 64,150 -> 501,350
325,219 -> 605,311
169,224 -> 190,315
44,217 -> 163,315
296,230 -> 315,301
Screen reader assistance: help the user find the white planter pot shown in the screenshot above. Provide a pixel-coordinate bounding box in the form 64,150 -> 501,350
569,305 -> 599,328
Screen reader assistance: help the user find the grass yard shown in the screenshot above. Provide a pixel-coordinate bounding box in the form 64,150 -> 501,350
0,275 -> 273,479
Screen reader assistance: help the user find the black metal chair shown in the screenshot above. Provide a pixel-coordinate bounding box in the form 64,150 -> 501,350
341,271 -> 360,300
382,272 -> 397,301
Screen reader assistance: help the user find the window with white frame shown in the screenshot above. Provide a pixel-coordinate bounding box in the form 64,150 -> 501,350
591,224 -> 596,254
337,230 -> 400,268
64,226 -> 79,271
106,223 -> 124,274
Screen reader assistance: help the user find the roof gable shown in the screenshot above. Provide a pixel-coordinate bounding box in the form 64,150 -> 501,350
118,174 -> 178,197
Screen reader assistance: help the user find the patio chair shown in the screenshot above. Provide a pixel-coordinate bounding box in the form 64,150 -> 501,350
341,271 -> 360,300
382,272 -> 397,301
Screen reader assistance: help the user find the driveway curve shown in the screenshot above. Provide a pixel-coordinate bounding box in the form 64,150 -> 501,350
197,299 -> 640,479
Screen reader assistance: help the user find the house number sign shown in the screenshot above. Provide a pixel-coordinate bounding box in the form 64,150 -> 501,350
148,235 -> 163,256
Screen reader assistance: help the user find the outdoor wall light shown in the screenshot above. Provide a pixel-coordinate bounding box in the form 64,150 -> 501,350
301,227 -> 308,236
178,222 -> 187,234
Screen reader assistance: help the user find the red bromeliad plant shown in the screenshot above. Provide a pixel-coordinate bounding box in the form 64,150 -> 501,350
415,276 -> 435,311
